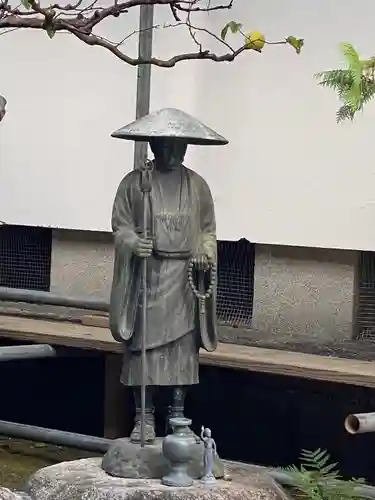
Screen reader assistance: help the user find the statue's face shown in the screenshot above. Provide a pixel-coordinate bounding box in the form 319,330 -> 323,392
149,138 -> 187,169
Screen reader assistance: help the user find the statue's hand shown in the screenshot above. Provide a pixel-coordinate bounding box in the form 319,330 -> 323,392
192,253 -> 209,272
133,236 -> 153,258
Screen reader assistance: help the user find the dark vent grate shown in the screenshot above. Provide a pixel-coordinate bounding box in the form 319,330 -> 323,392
216,239 -> 255,327
0,225 -> 52,291
356,251 -> 375,340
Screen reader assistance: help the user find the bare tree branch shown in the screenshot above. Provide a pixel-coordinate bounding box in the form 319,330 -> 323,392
175,0 -> 234,13
0,0 -> 296,67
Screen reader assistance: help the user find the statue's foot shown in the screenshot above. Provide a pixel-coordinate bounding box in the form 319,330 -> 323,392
201,474 -> 217,485
130,421 -> 156,444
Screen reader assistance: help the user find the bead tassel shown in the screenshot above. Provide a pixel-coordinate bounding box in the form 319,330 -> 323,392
187,259 -> 217,300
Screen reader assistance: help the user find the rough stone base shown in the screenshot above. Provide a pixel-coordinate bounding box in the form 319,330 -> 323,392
25,458 -> 285,500
101,438 -> 224,479
0,488 -> 29,500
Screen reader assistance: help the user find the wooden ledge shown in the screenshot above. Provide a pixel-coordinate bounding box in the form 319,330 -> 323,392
0,315 -> 122,352
0,315 -> 375,388
201,343 -> 375,388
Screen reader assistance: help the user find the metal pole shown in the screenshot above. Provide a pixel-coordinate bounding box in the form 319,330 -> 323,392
0,287 -> 108,312
0,420 -> 111,452
139,163 -> 153,448
133,3 -> 154,170
0,344 -> 56,361
134,2 -> 154,448
344,412 -> 375,434
140,182 -> 150,447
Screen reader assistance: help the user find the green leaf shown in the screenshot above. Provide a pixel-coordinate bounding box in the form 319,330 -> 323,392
220,21 -> 242,41
286,36 -> 304,54
340,42 -> 361,71
46,27 -> 56,39
339,42 -> 363,111
362,58 -> 375,72
21,0 -> 32,9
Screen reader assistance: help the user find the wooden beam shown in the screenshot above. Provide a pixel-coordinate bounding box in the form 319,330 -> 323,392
82,315 -> 110,329
1,315 -> 375,388
201,343 -> 375,388
0,315 -> 123,353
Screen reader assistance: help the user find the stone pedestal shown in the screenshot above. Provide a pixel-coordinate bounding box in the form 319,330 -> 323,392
25,458 -> 284,500
101,437 -> 224,479
0,488 -> 30,500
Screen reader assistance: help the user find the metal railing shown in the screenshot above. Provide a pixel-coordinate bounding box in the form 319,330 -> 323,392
0,340 -> 112,452
0,344 -> 56,361
0,420 -> 110,452
0,286 -> 108,311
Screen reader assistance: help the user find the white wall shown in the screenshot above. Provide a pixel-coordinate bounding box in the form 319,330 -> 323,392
1,0 -> 375,251
189,0 -> 375,251
0,0 -> 138,231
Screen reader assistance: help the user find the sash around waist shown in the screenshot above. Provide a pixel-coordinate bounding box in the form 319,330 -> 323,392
153,249 -> 193,259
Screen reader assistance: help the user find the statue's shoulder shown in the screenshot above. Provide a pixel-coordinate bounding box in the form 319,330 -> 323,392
184,167 -> 212,196
116,169 -> 140,191
184,166 -> 208,187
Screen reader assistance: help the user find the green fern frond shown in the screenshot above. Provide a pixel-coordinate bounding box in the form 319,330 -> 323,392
335,77 -> 375,122
316,69 -> 353,93
315,43 -> 375,122
300,449 -> 341,481
360,77 -> 375,104
278,449 -> 371,500
300,448 -> 331,468
336,104 -> 355,123
340,42 -> 362,75
316,69 -> 358,104
340,43 -> 363,105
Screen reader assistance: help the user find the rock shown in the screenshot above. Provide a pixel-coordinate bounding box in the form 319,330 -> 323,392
101,437 -> 224,479
0,488 -> 29,500
25,457 -> 285,500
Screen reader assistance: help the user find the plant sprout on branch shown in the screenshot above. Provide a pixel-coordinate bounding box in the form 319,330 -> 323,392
0,0 -> 304,67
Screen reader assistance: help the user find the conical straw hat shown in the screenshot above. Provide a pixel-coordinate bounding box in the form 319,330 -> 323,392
111,108 -> 228,146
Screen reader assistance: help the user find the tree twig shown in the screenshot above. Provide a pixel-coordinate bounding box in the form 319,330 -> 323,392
0,0 -> 291,67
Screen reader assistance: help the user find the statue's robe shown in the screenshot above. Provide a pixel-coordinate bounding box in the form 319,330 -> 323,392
109,163 -> 217,387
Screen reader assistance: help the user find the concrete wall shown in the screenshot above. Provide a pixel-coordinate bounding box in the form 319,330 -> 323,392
50,230 -> 114,300
252,245 -> 357,341
50,230 -> 357,341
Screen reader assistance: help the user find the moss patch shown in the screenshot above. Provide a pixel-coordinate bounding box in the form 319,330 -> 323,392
0,437 -> 99,489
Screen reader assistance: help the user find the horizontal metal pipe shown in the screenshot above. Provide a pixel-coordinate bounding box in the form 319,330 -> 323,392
0,344 -> 56,361
0,420 -> 111,452
0,287 -> 109,312
344,412 -> 375,434
268,469 -> 375,499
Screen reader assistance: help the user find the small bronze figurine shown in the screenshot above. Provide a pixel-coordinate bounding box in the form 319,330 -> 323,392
109,108 -> 228,445
200,426 -> 217,484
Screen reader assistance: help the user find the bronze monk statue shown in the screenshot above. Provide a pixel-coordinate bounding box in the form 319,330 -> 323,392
0,96 -> 7,122
109,108 -> 228,444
